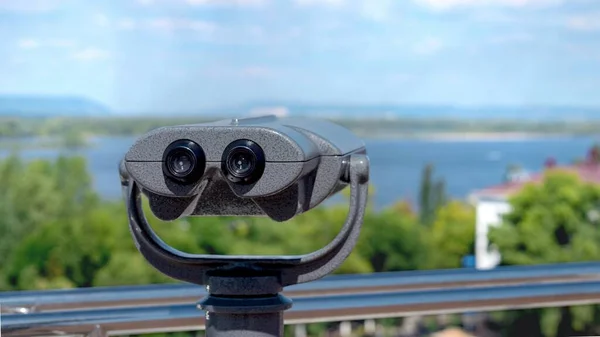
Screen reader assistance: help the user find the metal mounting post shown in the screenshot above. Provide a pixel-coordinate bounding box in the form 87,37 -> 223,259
200,274 -> 292,337
121,154 -> 369,337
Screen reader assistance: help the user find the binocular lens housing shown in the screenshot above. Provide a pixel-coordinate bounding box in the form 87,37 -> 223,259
222,139 -> 265,185
163,140 -> 206,184
125,116 -> 367,221
162,139 -> 266,186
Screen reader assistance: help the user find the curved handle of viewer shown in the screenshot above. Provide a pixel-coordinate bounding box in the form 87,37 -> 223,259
121,154 -> 370,287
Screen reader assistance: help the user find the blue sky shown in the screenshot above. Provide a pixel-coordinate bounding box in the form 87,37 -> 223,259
1,0 -> 600,113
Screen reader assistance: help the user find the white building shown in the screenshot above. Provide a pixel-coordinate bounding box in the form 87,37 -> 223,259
469,165 -> 538,270
470,193 -> 511,270
469,183 -> 520,270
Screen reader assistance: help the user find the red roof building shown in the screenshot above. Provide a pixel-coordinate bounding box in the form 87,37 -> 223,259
471,160 -> 600,201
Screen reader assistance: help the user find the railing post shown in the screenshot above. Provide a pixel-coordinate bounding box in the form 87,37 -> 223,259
340,321 -> 352,337
437,313 -> 451,328
398,316 -> 420,336
364,319 -> 376,336
295,324 -> 307,337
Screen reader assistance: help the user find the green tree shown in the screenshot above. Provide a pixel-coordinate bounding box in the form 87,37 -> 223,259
0,119 -> 21,137
358,202 -> 429,272
425,200 -> 476,269
0,154 -> 97,280
7,204 -> 121,289
489,169 -> 600,337
94,252 -> 174,286
419,164 -> 447,226
61,129 -> 89,149
587,144 -> 600,164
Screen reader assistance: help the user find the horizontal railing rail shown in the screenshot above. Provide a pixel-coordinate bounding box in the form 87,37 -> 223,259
2,261 -> 600,314
3,277 -> 600,336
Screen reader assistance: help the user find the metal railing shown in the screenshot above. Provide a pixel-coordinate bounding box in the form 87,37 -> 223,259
2,262 -> 600,336
3,261 -> 600,314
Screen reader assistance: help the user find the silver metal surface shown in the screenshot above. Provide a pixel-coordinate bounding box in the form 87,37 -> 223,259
2,261 -> 600,313
2,268 -> 600,336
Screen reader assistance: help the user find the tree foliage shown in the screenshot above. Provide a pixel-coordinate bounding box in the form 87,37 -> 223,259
489,169 -> 600,337
0,154 -> 441,290
419,164 -> 448,226
425,200 -> 475,269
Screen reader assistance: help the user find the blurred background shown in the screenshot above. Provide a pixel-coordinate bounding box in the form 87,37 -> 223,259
1,0 -> 600,336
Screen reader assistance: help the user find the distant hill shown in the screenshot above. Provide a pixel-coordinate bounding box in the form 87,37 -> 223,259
0,95 -> 111,117
3,96 -> 598,121
239,102 -> 600,121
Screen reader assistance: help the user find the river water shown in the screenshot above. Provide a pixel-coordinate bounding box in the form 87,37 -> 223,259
1,135 -> 599,208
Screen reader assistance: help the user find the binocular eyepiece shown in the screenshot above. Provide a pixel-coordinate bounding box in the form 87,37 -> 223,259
221,139 -> 266,185
162,139 -> 206,184
162,139 -> 266,185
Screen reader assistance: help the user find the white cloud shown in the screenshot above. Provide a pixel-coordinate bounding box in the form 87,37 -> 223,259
488,32 -> 534,44
414,0 -> 563,10
72,47 -> 111,61
201,65 -> 279,79
413,37 -> 444,55
293,0 -> 344,6
249,106 -> 290,117
48,39 -> 75,47
242,66 -> 273,77
149,18 -> 217,33
17,38 -> 75,49
18,39 -> 40,49
186,0 -> 266,5
292,0 -> 400,22
94,13 -> 110,27
118,18 -> 137,30
471,11 -> 516,23
111,17 -> 217,33
0,0 -> 64,12
566,13 -> 600,31
359,0 -> 395,22
136,0 -> 267,7
93,13 -> 138,31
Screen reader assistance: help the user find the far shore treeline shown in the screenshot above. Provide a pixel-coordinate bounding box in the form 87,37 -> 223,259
2,139 -> 600,336
2,116 -> 600,143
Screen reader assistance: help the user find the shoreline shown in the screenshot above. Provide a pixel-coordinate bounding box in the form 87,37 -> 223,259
355,132 -> 592,142
1,132 -> 597,148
